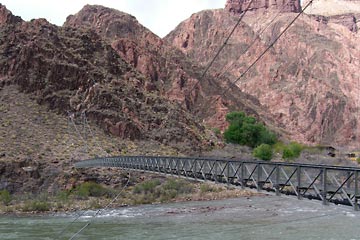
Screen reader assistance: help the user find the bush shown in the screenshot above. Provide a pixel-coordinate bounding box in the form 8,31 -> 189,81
200,184 -> 217,193
74,182 -> 111,199
212,128 -> 221,136
253,144 -> 273,161
133,179 -> 194,203
273,142 -> 286,154
223,111 -> 277,148
23,201 -> 50,212
282,142 -> 303,160
56,190 -> 71,203
133,179 -> 161,194
0,190 -> 11,206
159,179 -> 193,202
162,179 -> 193,194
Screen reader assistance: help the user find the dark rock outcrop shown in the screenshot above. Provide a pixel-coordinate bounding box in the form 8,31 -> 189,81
0,3 -> 22,25
0,5 -> 207,151
64,5 -> 273,132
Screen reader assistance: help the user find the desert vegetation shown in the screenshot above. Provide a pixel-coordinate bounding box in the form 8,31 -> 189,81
0,178 -> 255,214
223,112 -> 308,161
223,111 -> 277,148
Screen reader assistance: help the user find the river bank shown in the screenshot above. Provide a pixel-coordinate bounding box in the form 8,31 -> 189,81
0,175 -> 261,215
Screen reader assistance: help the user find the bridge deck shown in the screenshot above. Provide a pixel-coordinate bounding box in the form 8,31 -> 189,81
75,156 -> 360,211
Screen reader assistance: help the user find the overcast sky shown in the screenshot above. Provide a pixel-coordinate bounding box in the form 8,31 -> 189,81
1,0 -> 226,37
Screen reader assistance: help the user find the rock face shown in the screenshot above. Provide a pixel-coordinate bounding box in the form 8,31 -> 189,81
225,0 -> 301,14
2,2 -> 360,150
0,4 -> 21,25
165,4 -> 360,148
0,5 -> 208,151
311,13 -> 360,32
64,5 -> 273,131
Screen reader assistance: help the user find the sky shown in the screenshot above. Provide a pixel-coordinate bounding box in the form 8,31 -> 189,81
1,0 -> 226,37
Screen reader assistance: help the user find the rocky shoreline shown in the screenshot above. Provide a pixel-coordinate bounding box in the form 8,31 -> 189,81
0,178 -> 261,215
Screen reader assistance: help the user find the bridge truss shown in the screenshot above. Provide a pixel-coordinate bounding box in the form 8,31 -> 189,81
75,156 -> 360,210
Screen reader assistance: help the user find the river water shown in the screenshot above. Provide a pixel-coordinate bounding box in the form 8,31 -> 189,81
1,195 -> 359,240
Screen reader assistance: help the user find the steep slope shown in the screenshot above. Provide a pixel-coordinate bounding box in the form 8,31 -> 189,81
165,1 -> 360,148
0,4 -> 208,152
64,5 -> 279,132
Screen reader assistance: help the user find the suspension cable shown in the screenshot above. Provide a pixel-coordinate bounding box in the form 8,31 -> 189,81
82,112 -> 110,157
160,0 -> 255,129
55,112 -> 112,239
55,171 -> 131,240
214,0 -> 292,81
181,0 -> 256,107
68,171 -> 131,240
68,112 -> 91,156
201,0 -> 314,113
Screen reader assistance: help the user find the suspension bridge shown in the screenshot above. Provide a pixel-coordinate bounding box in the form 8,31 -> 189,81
75,155 -> 360,211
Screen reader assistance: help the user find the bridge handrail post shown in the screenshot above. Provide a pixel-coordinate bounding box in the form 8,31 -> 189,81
355,170 -> 359,211
297,166 -> 302,200
257,163 -> 262,192
347,171 -> 352,189
194,159 -> 197,181
241,162 -> 245,189
322,168 -> 329,205
214,160 -> 218,183
227,160 -> 230,185
275,165 -> 280,196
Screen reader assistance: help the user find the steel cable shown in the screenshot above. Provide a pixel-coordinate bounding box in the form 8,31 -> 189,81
199,0 -> 314,115
214,0 -> 293,81
158,0 -> 256,131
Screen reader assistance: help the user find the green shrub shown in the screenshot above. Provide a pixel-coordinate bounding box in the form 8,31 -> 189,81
200,184 -> 217,193
253,144 -> 273,161
56,190 -> 71,203
74,182 -> 111,199
273,142 -> 286,154
0,190 -> 11,206
212,128 -> 221,136
133,179 -> 161,194
162,179 -> 193,194
223,111 -> 277,148
282,142 -> 303,160
23,201 -> 50,212
356,157 -> 360,164
133,179 -> 194,203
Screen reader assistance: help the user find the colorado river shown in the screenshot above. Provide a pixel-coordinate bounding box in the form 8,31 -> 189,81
1,195 -> 359,240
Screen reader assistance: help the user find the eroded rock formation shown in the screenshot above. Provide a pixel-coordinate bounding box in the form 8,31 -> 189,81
0,5 -> 207,151
64,5 -> 271,132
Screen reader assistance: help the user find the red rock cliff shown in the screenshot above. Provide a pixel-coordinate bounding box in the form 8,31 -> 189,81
165,5 -> 360,149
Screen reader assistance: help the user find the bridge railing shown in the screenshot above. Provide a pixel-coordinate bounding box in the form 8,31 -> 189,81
75,156 -> 360,210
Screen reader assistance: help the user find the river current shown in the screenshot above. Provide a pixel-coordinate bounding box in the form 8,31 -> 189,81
0,195 -> 359,240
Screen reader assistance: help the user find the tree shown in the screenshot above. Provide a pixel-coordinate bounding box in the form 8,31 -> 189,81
223,111 -> 276,148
